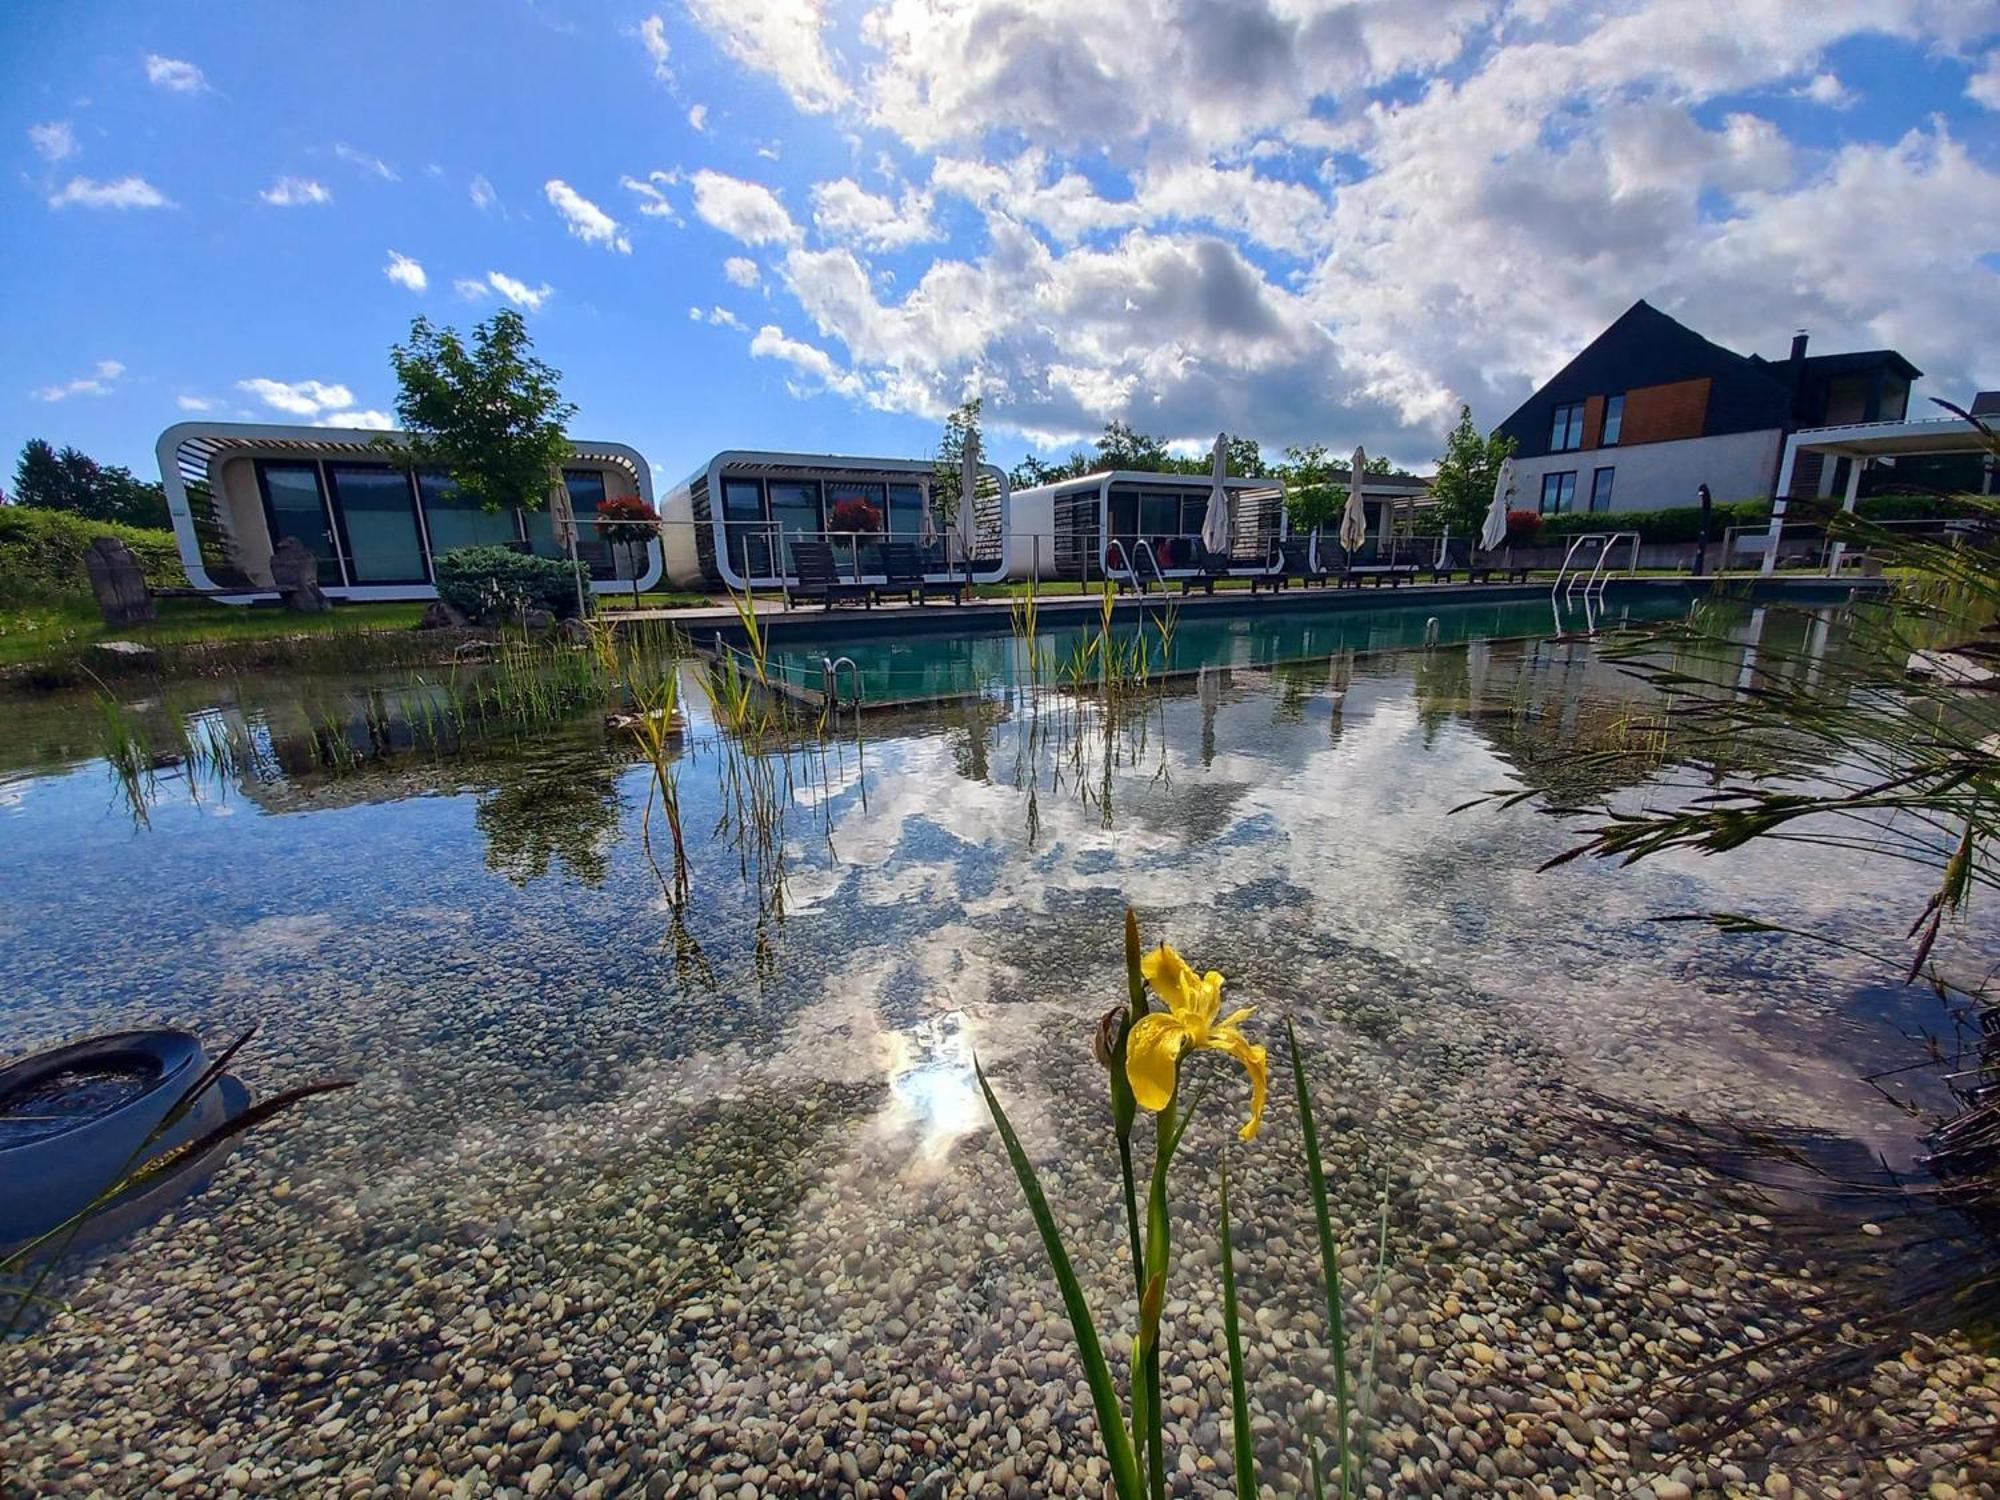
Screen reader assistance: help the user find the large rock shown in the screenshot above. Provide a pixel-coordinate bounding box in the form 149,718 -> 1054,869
270,537 -> 331,614
418,600 -> 467,630
84,537 -> 156,626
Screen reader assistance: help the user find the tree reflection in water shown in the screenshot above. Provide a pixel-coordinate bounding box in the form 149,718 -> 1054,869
474,759 -> 624,887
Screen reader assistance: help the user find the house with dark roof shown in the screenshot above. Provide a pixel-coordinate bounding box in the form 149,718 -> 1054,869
1494,300 -> 1920,516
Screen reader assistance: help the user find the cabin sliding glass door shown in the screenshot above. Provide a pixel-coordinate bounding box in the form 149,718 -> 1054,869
255,461 -> 344,586
327,464 -> 428,585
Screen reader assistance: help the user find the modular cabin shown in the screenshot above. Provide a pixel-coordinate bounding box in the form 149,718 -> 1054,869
155,421 -> 661,602
1004,470 -> 1291,583
658,450 -> 1010,591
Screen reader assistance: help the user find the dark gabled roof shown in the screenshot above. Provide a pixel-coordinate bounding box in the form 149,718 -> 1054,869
1495,300 -> 1793,456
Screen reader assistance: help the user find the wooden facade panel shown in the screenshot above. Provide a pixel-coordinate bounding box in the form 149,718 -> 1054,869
1620,377 -> 1711,445
1581,394 -> 1605,450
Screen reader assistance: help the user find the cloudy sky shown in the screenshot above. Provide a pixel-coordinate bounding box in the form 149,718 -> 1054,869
5,1 -> 1999,483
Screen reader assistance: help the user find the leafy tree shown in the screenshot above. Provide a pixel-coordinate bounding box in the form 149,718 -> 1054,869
1094,420 -> 1169,472
10,438 -> 170,529
1429,404 -> 1516,538
1226,435 -> 1262,477
932,397 -> 984,523
387,310 -> 576,513
1278,443 -> 1346,536
1009,453 -> 1058,490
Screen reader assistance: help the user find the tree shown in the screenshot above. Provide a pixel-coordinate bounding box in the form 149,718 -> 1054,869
10,438 -> 170,528
1278,443 -> 1346,538
595,493 -> 658,609
932,397 -> 984,528
1009,454 -> 1059,490
387,310 -> 576,513
1226,435 -> 1262,478
1429,404 -> 1515,538
1093,420 -> 1169,472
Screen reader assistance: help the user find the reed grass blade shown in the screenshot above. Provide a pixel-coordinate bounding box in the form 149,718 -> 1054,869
1287,1016 -> 1353,1498
1219,1160 -> 1257,1500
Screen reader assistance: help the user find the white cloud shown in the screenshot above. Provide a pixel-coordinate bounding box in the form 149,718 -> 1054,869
384,250 -> 427,292
621,169 -> 681,220
639,14 -> 672,81
237,378 -> 357,416
48,175 -> 171,210
545,179 -> 631,253
32,359 -> 125,402
810,178 -> 939,251
470,174 -> 498,211
335,143 -> 397,181
688,103 -> 709,132
455,277 -> 491,301
682,0 -> 848,113
1970,51 -> 2000,110
316,409 -> 394,431
144,54 -> 206,93
1797,72 -> 1855,108
724,256 -> 761,288
28,121 -> 75,163
485,271 -> 553,311
176,394 -> 219,412
750,323 -> 864,397
690,169 -> 799,244
691,305 -> 747,330
260,176 -> 331,206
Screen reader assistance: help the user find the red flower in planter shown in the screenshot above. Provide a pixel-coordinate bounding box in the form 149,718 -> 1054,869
1505,509 -> 1543,545
828,497 -> 883,536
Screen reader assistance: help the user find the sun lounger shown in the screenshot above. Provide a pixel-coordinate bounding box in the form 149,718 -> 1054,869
879,541 -> 965,605
1180,540 -> 1276,596
786,540 -> 874,609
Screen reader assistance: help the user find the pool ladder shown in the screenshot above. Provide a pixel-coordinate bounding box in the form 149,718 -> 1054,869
822,655 -> 860,710
1106,539 -> 1167,594
1550,531 -> 1641,605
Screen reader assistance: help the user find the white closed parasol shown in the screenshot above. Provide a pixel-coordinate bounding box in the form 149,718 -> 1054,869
1338,445 -> 1368,554
1200,432 -> 1232,557
956,427 -> 982,571
1480,456 -> 1515,552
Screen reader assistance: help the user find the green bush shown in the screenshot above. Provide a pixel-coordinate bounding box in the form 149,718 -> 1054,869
1853,492 -> 1986,524
1537,498 -> 1771,545
433,544 -> 587,622
0,505 -> 186,603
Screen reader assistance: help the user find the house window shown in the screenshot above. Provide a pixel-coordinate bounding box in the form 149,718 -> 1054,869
1549,402 -> 1585,452
1602,394 -> 1624,446
1540,471 -> 1577,514
1588,467 -> 1615,512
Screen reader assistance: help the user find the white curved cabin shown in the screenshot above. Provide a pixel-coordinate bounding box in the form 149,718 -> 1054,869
156,421 -> 661,602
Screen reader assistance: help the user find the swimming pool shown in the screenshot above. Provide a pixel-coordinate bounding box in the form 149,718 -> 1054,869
761,592 -> 1692,706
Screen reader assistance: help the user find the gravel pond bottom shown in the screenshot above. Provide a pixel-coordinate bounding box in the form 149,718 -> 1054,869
0,609 -> 1995,1498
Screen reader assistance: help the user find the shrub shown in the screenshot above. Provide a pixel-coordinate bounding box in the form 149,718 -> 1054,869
0,505 -> 185,604
1504,509 -> 1542,545
433,545 -> 587,623
1537,497 -> 1770,545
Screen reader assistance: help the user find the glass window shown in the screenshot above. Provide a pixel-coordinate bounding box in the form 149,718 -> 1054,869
824,480 -> 885,575
1540,472 -> 1577,514
720,476 -> 767,577
563,469 -> 613,578
767,479 -> 824,572
258,462 -> 343,586
1602,394 -> 1624,446
327,464 -> 426,584
418,472 -> 519,560
1588,467 -> 1615,512
886,483 -> 927,540
1549,402 -> 1585,452
1139,491 -> 1179,538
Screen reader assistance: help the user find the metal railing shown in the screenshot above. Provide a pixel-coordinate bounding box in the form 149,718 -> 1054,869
1551,531 -> 1639,603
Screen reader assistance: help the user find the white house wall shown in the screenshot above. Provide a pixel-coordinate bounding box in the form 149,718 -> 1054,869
1509,428 -> 1784,514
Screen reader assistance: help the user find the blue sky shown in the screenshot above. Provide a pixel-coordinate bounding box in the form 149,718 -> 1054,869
5,1 -> 1999,488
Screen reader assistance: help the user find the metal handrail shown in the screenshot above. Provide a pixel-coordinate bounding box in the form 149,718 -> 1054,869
1551,531 -> 1639,603
822,655 -> 861,709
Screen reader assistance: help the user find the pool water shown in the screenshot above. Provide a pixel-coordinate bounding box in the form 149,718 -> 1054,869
0,602 -> 1993,1496
760,593 -> 1690,705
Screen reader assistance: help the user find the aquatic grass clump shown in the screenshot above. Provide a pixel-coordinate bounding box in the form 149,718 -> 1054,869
979,908 -> 1379,1498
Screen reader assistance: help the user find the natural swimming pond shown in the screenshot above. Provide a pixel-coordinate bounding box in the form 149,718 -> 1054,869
2,600 -> 1994,1495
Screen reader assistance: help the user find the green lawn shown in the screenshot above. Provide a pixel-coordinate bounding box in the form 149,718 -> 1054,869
595,588 -> 735,612
0,597 -> 428,669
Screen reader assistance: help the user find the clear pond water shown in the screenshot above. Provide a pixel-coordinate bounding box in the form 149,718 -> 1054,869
1,600 -> 1994,1496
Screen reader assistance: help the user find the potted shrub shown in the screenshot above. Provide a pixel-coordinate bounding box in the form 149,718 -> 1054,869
828,496 -> 884,576
1505,509 -> 1544,548
594,494 -> 659,609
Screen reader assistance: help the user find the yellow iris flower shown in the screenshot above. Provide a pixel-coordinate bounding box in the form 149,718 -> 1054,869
1126,943 -> 1267,1140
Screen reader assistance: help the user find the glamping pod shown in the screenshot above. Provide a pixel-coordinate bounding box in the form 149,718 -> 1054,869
156,421 -> 661,603
659,449 -> 1010,592
1004,470 -> 1292,584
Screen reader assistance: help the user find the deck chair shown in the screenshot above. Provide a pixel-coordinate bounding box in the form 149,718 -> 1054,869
786,541 -> 874,609
880,541 -> 965,605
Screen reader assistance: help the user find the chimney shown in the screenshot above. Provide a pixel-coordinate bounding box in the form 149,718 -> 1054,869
1789,330 -> 1809,362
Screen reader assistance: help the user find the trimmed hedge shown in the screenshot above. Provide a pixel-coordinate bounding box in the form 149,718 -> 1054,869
433,545 -> 588,622
0,505 -> 185,603
1536,498 -> 1771,545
